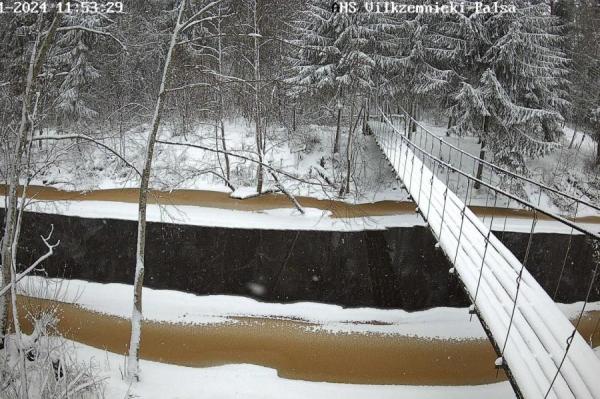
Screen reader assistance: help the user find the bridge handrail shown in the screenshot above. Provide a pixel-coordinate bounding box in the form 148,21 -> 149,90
372,108 -> 600,399
375,109 -> 600,241
389,103 -> 600,214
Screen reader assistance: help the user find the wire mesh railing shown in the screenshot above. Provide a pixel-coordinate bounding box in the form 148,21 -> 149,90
369,108 -> 600,399
373,105 -> 600,221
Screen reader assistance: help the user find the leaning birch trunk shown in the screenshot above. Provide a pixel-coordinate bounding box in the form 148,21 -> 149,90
252,1 -> 263,194
0,10 -> 63,344
216,6 -> 231,183
127,1 -> 185,381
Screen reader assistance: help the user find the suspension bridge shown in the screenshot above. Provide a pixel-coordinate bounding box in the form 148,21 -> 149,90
368,109 -> 600,399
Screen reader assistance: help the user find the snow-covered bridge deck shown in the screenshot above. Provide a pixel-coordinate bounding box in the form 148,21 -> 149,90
368,115 -> 600,399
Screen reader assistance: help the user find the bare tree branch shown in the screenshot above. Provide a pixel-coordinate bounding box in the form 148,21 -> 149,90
31,134 -> 141,177
0,225 -> 59,298
56,26 -> 127,50
156,139 -> 320,187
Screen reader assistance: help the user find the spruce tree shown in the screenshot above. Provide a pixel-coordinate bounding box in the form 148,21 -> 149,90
449,1 -> 569,174
289,2 -> 378,153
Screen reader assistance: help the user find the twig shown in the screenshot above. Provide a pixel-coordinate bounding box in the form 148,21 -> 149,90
0,225 -> 59,297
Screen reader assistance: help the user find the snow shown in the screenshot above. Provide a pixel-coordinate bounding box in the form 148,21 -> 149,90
20,276 -> 600,341
70,340 -> 516,399
370,120 -> 600,399
4,194 -> 599,234
5,196 -> 423,232
230,186 -> 259,199
405,118 -> 600,218
31,119 -> 407,204
21,276 -> 486,339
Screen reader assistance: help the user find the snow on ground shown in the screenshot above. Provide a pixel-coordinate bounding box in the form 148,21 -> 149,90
70,339 -> 515,399
20,276 -> 600,341
9,196 -> 421,231
26,115 -> 600,222
31,118 -> 407,204
416,117 -> 600,217
4,195 -> 599,234
230,186 -> 260,199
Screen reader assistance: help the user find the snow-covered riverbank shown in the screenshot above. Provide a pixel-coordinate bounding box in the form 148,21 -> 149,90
20,276 -> 600,340
4,193 -> 600,234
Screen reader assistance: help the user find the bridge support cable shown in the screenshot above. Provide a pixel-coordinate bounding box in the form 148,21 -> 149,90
369,112 -> 600,399
390,103 -> 600,221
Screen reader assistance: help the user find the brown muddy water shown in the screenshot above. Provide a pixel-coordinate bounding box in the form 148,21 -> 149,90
3,185 -> 600,222
13,295 -> 600,386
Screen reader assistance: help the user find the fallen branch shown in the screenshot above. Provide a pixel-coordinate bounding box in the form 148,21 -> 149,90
157,140 -> 320,211
268,171 -> 305,214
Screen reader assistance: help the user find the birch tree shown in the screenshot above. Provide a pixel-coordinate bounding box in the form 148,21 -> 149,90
126,0 -> 222,381
0,9 -> 64,345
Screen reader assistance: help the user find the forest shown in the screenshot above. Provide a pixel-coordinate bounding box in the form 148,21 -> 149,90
1,0 -> 600,398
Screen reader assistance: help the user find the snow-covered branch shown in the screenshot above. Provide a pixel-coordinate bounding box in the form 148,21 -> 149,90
56,26 -> 127,50
0,225 -> 59,298
155,139 -> 320,187
31,134 -> 141,176
179,0 -> 225,33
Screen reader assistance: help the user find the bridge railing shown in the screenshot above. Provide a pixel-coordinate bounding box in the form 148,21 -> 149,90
369,108 -> 600,399
374,105 -> 600,218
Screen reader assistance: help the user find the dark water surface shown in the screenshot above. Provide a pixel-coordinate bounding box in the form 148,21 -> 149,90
7,210 -> 598,310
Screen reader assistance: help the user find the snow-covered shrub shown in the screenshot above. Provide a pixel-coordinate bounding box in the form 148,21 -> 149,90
293,126 -> 322,154
0,313 -> 104,399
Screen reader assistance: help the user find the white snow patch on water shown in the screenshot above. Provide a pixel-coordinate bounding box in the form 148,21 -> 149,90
2,195 -> 423,231
3,195 -> 598,234
230,186 -> 259,199
20,276 -> 600,341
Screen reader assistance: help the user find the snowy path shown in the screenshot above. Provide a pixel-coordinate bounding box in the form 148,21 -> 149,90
370,120 -> 600,399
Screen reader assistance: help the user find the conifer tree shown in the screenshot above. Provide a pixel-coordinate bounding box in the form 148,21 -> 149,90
289,2 -> 377,154
53,14 -> 102,123
449,1 -> 569,175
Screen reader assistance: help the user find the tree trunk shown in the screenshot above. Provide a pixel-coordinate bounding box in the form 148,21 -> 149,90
216,6 -> 230,186
127,1 -> 185,381
474,141 -> 486,189
446,116 -> 453,136
596,132 -> 600,165
474,116 -> 489,189
339,103 -> 354,196
253,3 -> 263,194
340,105 -> 364,196
221,120 -> 230,182
577,131 -> 586,151
568,122 -> 578,149
333,107 -> 342,154
1,10 -> 63,344
411,101 -> 417,134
